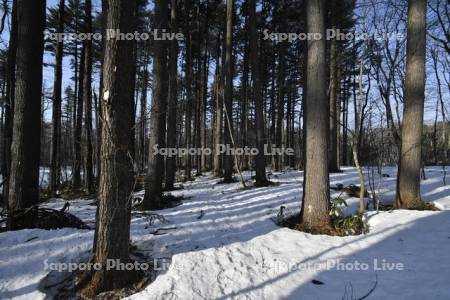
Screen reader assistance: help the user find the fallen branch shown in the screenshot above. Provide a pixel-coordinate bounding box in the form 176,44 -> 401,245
0,204 -> 90,231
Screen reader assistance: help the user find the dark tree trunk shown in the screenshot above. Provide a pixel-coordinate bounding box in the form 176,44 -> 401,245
274,40 -> 286,172
200,6 -> 209,173
83,0 -> 94,193
8,0 -> 46,211
71,1 -> 80,171
2,0 -> 17,208
395,0 -> 427,209
269,51 -> 276,168
341,70 -> 349,166
50,0 -> 65,195
300,0 -> 331,228
139,57 -> 149,172
240,26 -> 249,170
213,32 -> 223,177
248,0 -> 268,186
78,0 -> 139,297
184,1 -> 193,180
328,25 -> 340,172
143,0 -> 169,209
73,46 -> 85,189
223,0 -> 234,182
96,0 -> 108,183
165,0 -> 179,190
194,16 -> 202,176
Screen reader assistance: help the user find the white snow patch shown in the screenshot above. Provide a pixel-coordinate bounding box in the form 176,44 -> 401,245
0,167 -> 449,299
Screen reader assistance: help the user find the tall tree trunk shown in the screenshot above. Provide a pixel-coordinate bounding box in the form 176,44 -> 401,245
165,0 -> 179,190
50,0 -> 65,195
300,0 -> 330,228
395,0 -> 427,209
213,32 -> 223,177
184,1 -> 193,180
342,71 -> 349,166
73,46 -> 85,189
2,0 -> 17,208
83,0 -> 94,193
222,0 -> 234,182
194,22 -> 202,176
143,0 -> 169,209
139,57 -> 149,172
248,0 -> 268,186
269,51 -> 276,168
286,81 -> 294,168
431,47 -> 448,184
72,1 -> 80,181
240,26 -> 249,170
8,0 -> 46,212
96,0 -> 108,183
200,5 -> 209,173
78,0 -> 139,297
328,24 -> 340,172
274,40 -> 286,172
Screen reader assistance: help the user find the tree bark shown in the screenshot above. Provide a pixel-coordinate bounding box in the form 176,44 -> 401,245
83,0 -> 94,193
248,0 -> 268,186
50,0 -> 65,195
395,0 -> 427,209
300,0 -> 331,228
143,0 -> 169,209
274,2 -> 287,171
165,0 -> 179,190
8,0 -> 46,212
73,46 -> 85,189
78,0 -> 139,297
139,56 -> 149,172
240,29 -> 249,170
2,0 -> 17,208
328,25 -> 340,172
200,6 -> 209,172
213,32 -> 223,177
223,0 -> 234,182
184,1 -> 193,180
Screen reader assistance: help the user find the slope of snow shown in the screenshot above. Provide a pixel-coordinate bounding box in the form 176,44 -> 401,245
0,167 -> 449,299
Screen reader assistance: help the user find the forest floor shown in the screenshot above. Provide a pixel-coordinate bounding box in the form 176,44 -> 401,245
1,166 -> 450,299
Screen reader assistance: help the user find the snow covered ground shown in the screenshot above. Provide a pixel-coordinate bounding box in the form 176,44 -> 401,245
1,166 -> 450,299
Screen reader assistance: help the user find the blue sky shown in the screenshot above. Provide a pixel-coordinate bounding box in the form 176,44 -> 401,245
1,0 -> 448,125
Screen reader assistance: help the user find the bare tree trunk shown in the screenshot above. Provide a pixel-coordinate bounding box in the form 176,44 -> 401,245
200,17 -> 209,172
329,26 -> 340,172
431,46 -> 447,184
342,69 -> 349,166
223,0 -> 234,182
96,0 -> 108,183
143,0 -> 169,209
353,59 -> 367,213
395,0 -> 426,209
184,1 -> 193,180
194,24 -> 202,176
83,0 -> 94,193
165,0 -> 179,190
8,0 -> 46,212
213,32 -> 223,177
73,46 -> 85,189
139,57 -> 149,172
248,0 -> 268,186
78,0 -> 139,297
2,0 -> 17,208
274,39 -> 286,172
300,0 -> 330,228
240,35 -> 249,170
49,0 -> 64,195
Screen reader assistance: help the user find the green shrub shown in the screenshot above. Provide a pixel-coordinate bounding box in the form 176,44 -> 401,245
334,212 -> 369,235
